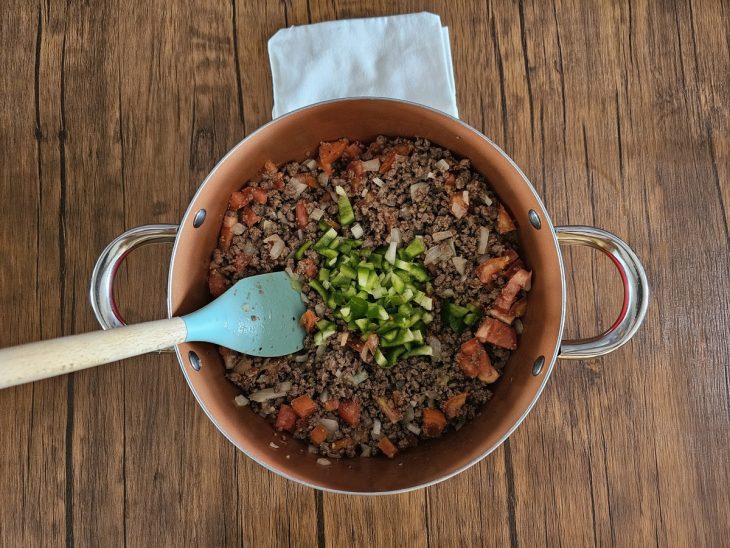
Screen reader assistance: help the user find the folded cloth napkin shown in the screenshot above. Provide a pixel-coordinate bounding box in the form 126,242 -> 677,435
268,12 -> 458,119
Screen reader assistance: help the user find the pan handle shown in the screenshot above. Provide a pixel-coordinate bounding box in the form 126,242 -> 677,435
555,226 -> 649,359
89,225 -> 178,351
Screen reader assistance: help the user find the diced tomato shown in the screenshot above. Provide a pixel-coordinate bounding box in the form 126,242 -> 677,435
296,200 -> 309,229
323,399 -> 339,412
379,151 -> 397,174
219,212 -> 237,251
422,408 -> 447,437
229,190 -> 252,210
496,204 -> 516,233
241,206 -> 261,227
511,297 -> 527,317
331,437 -> 353,451
310,423 -> 328,445
478,359 -> 500,384
475,318 -> 517,350
297,258 -> 318,279
275,404 -> 297,432
475,255 -> 512,284
449,192 -> 469,219
367,141 -> 383,155
444,173 -> 456,190
393,142 -> 413,155
208,269 -> 228,297
488,307 -> 516,325
232,253 -> 251,273
318,138 -> 349,175
343,141 -> 363,160
375,396 -> 402,423
377,436 -> 398,458
442,393 -> 468,418
338,399 -> 361,426
494,269 -> 532,311
263,160 -> 278,175
300,310 -> 318,333
272,172 -> 285,190
251,187 -> 267,205
456,338 -> 488,378
345,160 -> 365,193
291,395 -> 318,418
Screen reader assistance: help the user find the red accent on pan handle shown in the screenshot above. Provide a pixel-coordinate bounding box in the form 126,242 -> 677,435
556,226 -> 649,360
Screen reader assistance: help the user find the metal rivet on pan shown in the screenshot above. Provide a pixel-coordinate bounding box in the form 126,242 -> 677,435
528,209 -> 541,229
189,351 -> 202,371
532,355 -> 545,376
193,209 -> 207,228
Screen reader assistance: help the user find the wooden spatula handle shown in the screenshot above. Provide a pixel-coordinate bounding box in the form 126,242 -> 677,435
0,318 -> 187,389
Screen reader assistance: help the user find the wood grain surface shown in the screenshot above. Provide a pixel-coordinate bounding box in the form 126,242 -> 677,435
1,0 -> 728,546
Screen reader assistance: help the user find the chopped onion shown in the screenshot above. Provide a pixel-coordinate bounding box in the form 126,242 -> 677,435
314,302 -> 326,316
297,229 -> 303,240
317,172 -> 329,186
388,227 -> 402,244
317,458 -> 331,466
361,333 -> 379,362
269,442 -> 279,449
478,227 -> 490,255
277,381 -> 292,393
248,388 -> 286,402
243,241 -> 257,256
319,390 -> 330,402
350,370 -> 369,385
284,266 -> 299,281
361,187 -> 369,197
304,159 -> 317,170
514,319 -> 524,334
372,419 -> 382,436
432,230 -> 454,242
384,240 -> 398,264
315,343 -> 327,360
410,182 -> 428,202
264,235 -> 285,259
262,220 -> 275,233
289,179 -> 308,198
463,190 -> 470,205
339,331 -> 350,347
294,354 -> 308,362
440,288 -> 455,298
406,423 -> 421,435
309,207 -> 324,221
426,171 -> 436,179
233,394 -> 249,407
360,444 -> 372,457
231,222 -> 245,235
424,241 -> 455,266
452,256 -> 467,275
435,158 -> 450,171
350,223 -> 364,239
482,194 -> 493,206
308,445 -> 318,454
427,336 -> 443,361
320,418 -> 339,435
372,177 -> 384,187
361,158 -> 381,172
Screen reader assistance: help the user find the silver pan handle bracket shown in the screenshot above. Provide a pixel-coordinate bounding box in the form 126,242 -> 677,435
89,224 -> 179,351
556,226 -> 650,360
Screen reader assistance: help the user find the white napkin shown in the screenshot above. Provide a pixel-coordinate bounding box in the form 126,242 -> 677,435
268,12 -> 458,119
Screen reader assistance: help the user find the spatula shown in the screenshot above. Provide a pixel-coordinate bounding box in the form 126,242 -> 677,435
0,272 -> 306,389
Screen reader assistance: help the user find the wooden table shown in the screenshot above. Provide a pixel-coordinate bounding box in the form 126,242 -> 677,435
1,1 -> 728,546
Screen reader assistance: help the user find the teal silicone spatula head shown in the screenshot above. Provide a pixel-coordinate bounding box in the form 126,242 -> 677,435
181,272 -> 307,356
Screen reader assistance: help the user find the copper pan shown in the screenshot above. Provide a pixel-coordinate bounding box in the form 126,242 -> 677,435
89,99 -> 649,494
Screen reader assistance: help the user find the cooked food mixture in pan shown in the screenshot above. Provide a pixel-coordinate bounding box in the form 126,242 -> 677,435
209,136 -> 532,459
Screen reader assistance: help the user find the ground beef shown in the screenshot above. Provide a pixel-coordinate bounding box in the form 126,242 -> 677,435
210,136 -> 529,459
